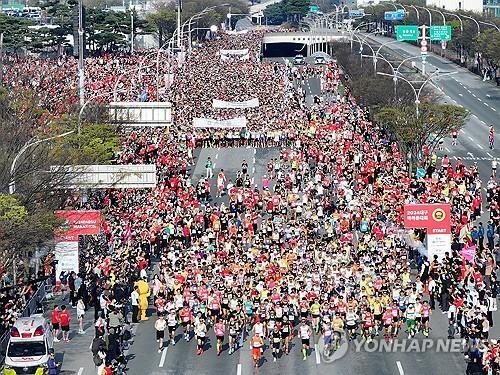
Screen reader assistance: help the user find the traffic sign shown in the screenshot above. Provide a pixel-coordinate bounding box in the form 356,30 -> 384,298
429,25 -> 452,41
349,9 -> 365,17
384,11 -> 405,21
309,4 -> 319,13
396,25 -> 419,41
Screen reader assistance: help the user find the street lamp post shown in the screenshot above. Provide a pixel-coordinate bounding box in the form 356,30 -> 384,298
78,89 -> 126,134
460,14 -> 480,35
9,131 -> 75,194
478,20 -> 500,32
349,22 -> 369,51
374,40 -> 401,71
377,70 -> 457,118
77,0 -> 85,107
443,12 -> 464,62
409,5 -> 420,22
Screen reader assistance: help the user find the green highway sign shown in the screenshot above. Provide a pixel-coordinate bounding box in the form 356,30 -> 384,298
309,4 -> 319,13
396,25 -> 419,41
430,25 -> 452,41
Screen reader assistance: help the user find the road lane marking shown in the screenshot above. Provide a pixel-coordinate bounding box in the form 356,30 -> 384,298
477,144 -> 484,150
444,146 -> 450,152
468,136 -> 474,142
467,152 -> 474,157
77,368 -> 84,375
488,152 -> 494,158
458,93 -> 463,97
472,93 -> 476,97
252,166 -> 255,174
484,102 -> 489,106
237,363 -> 242,375
396,361 -> 405,375
315,344 -> 321,364
493,108 -> 497,111
215,153 -> 218,159
254,148 -> 257,155
453,156 -> 457,160
486,94 -> 491,98
159,346 -> 168,367
253,157 -> 256,164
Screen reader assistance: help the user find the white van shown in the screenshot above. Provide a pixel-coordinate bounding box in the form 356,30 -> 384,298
4,315 -> 54,374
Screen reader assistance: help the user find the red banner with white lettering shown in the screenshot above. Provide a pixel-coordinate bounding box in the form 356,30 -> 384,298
403,204 -> 451,234
54,210 -> 101,242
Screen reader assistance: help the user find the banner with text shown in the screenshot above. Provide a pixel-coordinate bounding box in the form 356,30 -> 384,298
403,203 -> 451,234
193,117 -> 247,128
55,241 -> 79,279
54,210 -> 101,278
213,98 -> 259,109
54,210 -> 102,242
404,203 -> 451,260
219,48 -> 249,56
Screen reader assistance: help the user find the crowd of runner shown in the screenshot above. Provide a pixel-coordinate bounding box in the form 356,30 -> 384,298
78,31 -> 499,371
1,29 -> 499,373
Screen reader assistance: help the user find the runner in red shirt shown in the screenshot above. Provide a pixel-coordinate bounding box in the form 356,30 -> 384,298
51,305 -> 60,342
59,305 -> 71,342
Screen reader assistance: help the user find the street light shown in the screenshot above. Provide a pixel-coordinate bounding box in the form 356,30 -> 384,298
443,12 -> 464,62
78,89 -> 126,134
459,14 -> 480,35
9,131 -> 75,194
376,69 -> 457,118
415,5 -> 432,27
409,5 -> 420,22
77,0 -> 85,108
478,20 -> 500,32
349,22 -> 370,51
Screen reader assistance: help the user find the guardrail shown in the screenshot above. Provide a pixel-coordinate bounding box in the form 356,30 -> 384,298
0,280 -> 48,365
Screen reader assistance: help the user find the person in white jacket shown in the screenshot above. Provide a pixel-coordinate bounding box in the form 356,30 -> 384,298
77,297 -> 86,335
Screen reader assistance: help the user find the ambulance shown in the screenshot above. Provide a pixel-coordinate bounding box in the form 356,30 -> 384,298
4,315 -> 54,374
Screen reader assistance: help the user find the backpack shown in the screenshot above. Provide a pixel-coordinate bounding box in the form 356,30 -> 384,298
93,354 -> 103,367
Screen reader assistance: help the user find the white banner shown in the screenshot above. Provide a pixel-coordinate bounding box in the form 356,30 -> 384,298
55,241 -> 79,280
220,48 -> 249,56
213,98 -> 259,109
193,117 -> 247,128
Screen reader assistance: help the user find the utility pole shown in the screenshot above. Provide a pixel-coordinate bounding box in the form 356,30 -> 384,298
176,0 -> 182,49
131,9 -> 134,54
78,0 -> 85,107
420,25 -> 428,76
0,33 -> 4,85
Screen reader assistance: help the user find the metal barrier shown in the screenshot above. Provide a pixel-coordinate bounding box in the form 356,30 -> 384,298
0,280 -> 48,365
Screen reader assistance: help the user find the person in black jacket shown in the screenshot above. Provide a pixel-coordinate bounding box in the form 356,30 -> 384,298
466,356 -> 484,375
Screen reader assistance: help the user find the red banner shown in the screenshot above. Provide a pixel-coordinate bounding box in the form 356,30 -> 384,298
54,210 -> 101,242
403,204 -> 451,234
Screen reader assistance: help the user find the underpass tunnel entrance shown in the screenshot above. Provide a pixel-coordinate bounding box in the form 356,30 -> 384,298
262,43 -> 308,58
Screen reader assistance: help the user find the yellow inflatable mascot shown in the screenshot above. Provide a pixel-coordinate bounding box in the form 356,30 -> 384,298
134,278 -> 150,321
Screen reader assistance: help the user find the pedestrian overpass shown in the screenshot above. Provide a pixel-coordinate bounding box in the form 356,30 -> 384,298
261,31 -> 349,58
